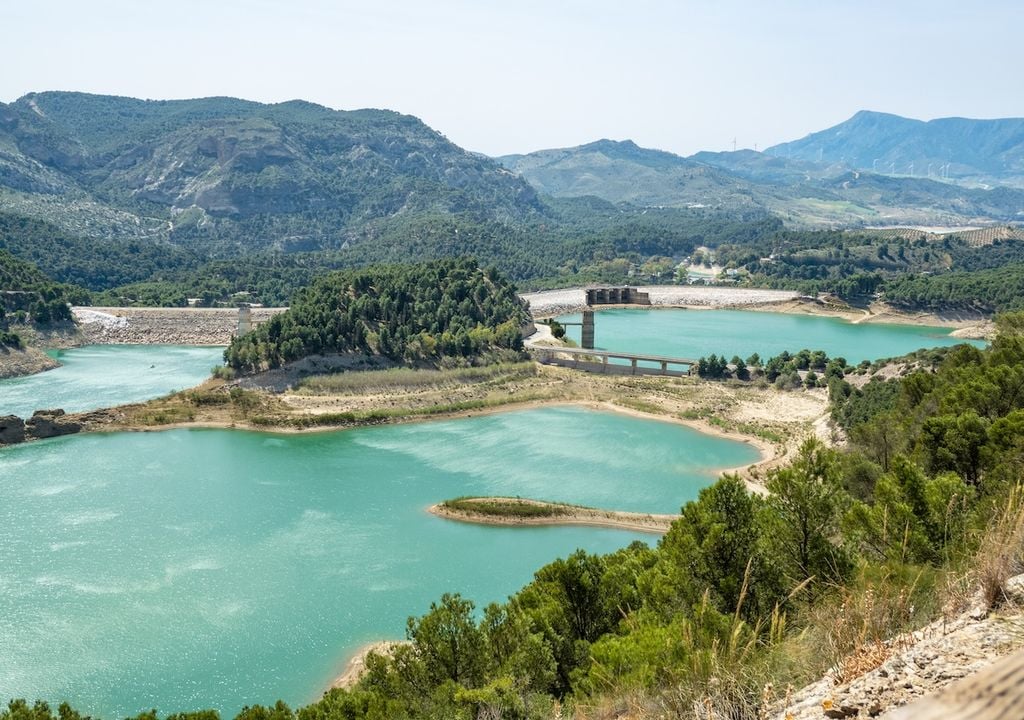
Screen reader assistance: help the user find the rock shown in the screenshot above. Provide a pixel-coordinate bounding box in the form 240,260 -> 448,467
0,415 -> 26,444
1003,574 -> 1024,605
26,409 -> 81,439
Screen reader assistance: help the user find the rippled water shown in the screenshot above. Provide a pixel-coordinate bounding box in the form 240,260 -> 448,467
0,345 -> 225,417
0,406 -> 759,717
555,308 -> 984,363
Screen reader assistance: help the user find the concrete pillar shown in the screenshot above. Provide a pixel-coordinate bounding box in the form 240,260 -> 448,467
581,310 -> 595,349
237,305 -> 252,335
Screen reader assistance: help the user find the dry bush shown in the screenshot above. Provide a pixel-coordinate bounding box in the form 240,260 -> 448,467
971,484 -> 1024,610
817,570 -> 926,685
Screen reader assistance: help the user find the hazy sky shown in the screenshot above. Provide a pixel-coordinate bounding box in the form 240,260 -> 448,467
3,0 -> 1022,157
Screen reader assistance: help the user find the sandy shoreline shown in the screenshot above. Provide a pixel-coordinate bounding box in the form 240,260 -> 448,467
328,641 -> 404,691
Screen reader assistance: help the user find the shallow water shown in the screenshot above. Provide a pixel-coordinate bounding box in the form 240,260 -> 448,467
0,406 -> 758,717
0,345 -> 225,417
555,308 -> 984,363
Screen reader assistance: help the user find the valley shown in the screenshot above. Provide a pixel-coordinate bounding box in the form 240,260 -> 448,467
2,82 -> 1024,720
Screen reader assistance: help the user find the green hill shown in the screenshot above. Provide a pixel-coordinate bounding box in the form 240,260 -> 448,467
225,258 -> 530,371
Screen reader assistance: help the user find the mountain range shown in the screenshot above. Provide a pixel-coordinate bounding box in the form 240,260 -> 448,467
766,110 -> 1024,187
0,92 -> 542,251
1,93 -> 1023,266
499,119 -> 1024,227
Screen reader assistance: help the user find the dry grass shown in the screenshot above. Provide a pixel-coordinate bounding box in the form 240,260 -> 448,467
294,362 -> 537,394
971,484 -> 1024,610
819,569 -> 928,685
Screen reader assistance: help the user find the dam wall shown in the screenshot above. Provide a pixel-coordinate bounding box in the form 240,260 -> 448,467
72,307 -> 287,345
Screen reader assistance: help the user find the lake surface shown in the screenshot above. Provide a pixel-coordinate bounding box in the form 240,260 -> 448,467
0,406 -> 758,717
0,345 -> 225,417
555,308 -> 984,363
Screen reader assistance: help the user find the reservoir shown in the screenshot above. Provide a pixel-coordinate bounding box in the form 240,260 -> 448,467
0,345 -> 225,417
0,406 -> 759,717
555,308 -> 984,364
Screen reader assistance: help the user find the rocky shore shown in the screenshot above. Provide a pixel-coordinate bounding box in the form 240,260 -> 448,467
0,405 -> 133,446
72,306 -> 287,345
0,346 -> 60,379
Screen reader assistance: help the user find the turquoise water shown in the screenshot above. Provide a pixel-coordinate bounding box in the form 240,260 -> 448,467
0,406 -> 758,717
0,345 -> 225,417
555,308 -> 985,363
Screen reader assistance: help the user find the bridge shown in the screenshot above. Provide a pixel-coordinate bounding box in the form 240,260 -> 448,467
530,345 -> 696,377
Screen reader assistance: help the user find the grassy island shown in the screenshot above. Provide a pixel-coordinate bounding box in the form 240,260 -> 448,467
431,497 -> 678,533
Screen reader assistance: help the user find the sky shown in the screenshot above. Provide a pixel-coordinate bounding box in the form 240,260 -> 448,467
2,0 -> 1023,157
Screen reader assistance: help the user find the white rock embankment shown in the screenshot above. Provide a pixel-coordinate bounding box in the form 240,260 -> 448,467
72,306 -> 287,345
521,286 -> 799,317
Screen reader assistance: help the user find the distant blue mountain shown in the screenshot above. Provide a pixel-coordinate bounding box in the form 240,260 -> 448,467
766,111 -> 1024,186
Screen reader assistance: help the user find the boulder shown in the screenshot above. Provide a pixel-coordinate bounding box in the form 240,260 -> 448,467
26,409 -> 81,439
0,415 -> 26,444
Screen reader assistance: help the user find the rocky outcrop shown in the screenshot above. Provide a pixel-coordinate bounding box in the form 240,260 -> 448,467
25,409 -> 82,439
0,415 -> 26,444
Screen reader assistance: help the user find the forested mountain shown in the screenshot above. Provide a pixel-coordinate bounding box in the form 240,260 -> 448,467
4,93 -> 1024,310
766,110 -> 1024,187
0,92 -> 542,252
224,258 -> 530,371
0,249 -> 85,330
501,139 -> 1024,226
497,139 -> 760,210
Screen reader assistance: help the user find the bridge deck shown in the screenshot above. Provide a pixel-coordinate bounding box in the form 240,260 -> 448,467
531,346 -> 697,365
529,346 -> 696,377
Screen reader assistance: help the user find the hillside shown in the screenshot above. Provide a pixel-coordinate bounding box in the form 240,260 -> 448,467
224,258 -> 529,371
0,92 -> 543,252
0,249 -> 84,324
497,139 -> 761,210
501,138 -> 1024,226
766,110 -> 1024,187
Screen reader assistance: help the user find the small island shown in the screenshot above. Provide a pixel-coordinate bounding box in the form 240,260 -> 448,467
429,496 -> 679,533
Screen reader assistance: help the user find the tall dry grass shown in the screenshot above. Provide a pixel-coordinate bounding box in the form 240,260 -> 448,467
294,362 -> 537,394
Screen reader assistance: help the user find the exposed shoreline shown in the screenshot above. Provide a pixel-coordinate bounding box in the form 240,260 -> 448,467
520,286 -> 994,338
328,641 -> 404,691
0,286 -> 990,380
